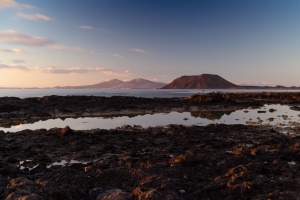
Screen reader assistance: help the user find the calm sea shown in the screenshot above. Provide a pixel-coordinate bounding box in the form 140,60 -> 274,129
0,89 -> 300,98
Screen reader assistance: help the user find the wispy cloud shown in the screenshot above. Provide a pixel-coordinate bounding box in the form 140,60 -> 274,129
0,48 -> 25,54
0,63 -> 29,71
0,30 -> 86,52
21,4 -> 37,9
78,26 -> 113,33
99,28 -> 113,33
38,67 -> 132,76
130,48 -> 150,55
78,26 -> 93,30
0,64 -> 132,76
0,0 -> 20,9
50,44 -> 86,52
11,59 -> 25,64
0,0 -> 36,10
17,12 -> 52,21
112,54 -> 124,58
0,30 -> 55,46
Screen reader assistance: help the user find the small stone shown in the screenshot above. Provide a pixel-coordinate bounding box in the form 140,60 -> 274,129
257,110 -> 266,113
0,130 -> 4,137
179,189 -> 185,194
83,166 -> 92,172
58,126 -> 73,137
288,161 -> 296,165
96,189 -> 130,200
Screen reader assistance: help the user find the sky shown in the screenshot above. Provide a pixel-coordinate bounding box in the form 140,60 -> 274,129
1,0 -> 300,87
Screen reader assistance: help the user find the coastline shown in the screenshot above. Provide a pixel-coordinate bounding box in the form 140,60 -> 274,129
1,92 -> 300,199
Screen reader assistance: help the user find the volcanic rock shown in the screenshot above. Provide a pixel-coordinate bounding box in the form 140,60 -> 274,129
58,126 -> 73,137
161,74 -> 237,89
96,189 -> 130,200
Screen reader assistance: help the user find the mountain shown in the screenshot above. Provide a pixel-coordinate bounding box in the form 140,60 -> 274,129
57,78 -> 166,89
75,79 -> 124,89
239,83 -> 248,86
113,78 -> 166,89
161,74 -> 237,89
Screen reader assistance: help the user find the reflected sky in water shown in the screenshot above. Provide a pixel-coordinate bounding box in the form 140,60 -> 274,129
1,104 -> 300,132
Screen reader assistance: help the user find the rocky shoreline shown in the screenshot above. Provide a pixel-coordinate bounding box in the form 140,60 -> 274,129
1,93 -> 300,199
1,92 -> 300,127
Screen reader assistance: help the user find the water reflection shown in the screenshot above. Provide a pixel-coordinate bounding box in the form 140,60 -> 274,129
0,114 -> 141,128
190,111 -> 234,120
47,160 -> 89,168
1,104 -> 300,132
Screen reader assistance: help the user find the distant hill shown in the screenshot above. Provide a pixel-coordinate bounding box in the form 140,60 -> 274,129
74,79 -> 124,89
56,78 -> 166,89
161,74 -> 300,89
161,74 -> 237,89
114,78 -> 166,89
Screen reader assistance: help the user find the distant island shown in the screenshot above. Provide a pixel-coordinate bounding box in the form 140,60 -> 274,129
1,74 -> 300,90
161,74 -> 300,89
55,78 -> 167,89
161,74 -> 236,89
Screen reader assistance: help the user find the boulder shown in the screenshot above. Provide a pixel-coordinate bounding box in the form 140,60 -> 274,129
132,188 -> 162,200
58,126 -> 73,137
96,189 -> 130,200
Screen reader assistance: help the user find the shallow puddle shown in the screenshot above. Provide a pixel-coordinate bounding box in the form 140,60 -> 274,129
16,159 -> 91,170
1,104 -> 300,132
47,160 -> 89,168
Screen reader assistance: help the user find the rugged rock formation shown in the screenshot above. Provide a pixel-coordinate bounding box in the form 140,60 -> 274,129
161,74 -> 237,89
1,124 -> 300,199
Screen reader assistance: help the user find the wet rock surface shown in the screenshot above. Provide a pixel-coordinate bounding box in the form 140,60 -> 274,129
0,124 -> 300,199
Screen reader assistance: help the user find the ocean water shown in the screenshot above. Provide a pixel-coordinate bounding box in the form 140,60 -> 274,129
1,88 -> 300,98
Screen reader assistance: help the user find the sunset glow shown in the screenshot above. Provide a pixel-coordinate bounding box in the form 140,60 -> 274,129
1,0 -> 300,87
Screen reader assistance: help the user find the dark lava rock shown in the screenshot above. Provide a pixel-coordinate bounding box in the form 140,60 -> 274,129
0,161 -> 8,168
6,158 -> 19,163
257,110 -> 267,113
190,92 -> 234,104
89,187 -> 106,199
96,189 -> 130,200
290,106 -> 300,111
2,112 -> 300,199
0,104 -> 19,113
58,126 -> 73,137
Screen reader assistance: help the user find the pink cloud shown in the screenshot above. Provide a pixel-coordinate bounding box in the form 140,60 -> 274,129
130,48 -> 150,55
0,48 -> 25,54
17,12 -> 52,21
112,54 -> 124,58
0,30 -> 55,46
78,26 -> 93,30
50,44 -> 86,52
0,64 -> 132,76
